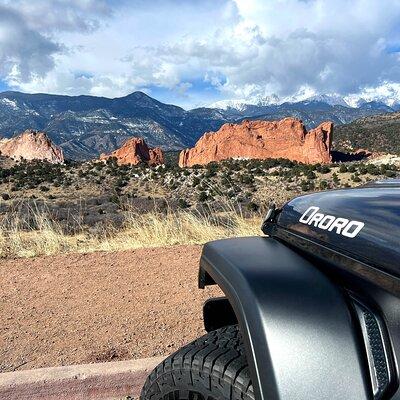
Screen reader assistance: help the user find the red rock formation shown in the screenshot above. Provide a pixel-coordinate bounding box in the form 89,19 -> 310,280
179,118 -> 332,167
0,129 -> 64,164
100,137 -> 164,166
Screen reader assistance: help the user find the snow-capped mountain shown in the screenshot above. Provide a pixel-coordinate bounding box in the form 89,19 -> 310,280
210,93 -> 352,110
303,94 -> 350,107
209,94 -> 281,111
0,90 -> 396,160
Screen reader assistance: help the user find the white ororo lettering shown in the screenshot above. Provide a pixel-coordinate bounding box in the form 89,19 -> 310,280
299,206 -> 364,238
299,206 -> 319,223
342,221 -> 365,238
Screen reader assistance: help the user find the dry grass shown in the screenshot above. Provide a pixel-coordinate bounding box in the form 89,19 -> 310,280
0,201 -> 261,259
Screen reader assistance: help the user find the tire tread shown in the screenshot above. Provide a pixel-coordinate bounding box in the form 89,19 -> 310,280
140,325 -> 254,400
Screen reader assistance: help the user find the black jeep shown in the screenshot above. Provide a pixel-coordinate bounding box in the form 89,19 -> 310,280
141,180 -> 400,400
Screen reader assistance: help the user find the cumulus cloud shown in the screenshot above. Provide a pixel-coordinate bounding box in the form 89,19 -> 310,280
0,0 -> 114,86
0,5 -> 60,83
2,0 -> 400,107
2,0 -> 113,33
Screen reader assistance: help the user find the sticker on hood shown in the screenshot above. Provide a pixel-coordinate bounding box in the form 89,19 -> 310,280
299,206 -> 364,238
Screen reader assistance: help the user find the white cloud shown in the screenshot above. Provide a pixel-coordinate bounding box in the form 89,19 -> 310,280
3,0 -> 112,33
0,5 -> 60,83
345,82 -> 400,107
1,0 -> 400,107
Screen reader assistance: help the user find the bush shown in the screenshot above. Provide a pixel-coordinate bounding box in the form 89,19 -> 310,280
306,171 -> 316,179
319,165 -> 331,174
339,164 -> 348,173
247,202 -> 259,212
332,173 -> 340,185
178,198 -> 190,209
385,170 -> 397,178
351,174 -> 361,183
1,193 -> 10,200
240,174 -> 254,184
366,164 -> 379,175
348,165 -> 356,173
198,191 -> 208,202
358,165 -> 368,175
319,180 -> 328,190
301,180 -> 314,191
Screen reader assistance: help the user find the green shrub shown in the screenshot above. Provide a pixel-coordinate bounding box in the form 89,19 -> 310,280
385,170 -> 397,178
198,191 -> 208,202
240,174 -> 254,184
306,171 -> 316,179
247,202 -> 259,212
178,198 -> 190,209
319,180 -> 328,190
351,174 -> 361,183
348,165 -> 356,173
332,173 -> 340,185
320,165 -> 331,174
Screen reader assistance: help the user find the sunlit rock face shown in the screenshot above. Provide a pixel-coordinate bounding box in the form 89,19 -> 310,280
0,130 -> 64,164
179,118 -> 332,167
100,137 -> 164,166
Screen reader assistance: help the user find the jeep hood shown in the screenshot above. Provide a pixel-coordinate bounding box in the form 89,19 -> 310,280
275,180 -> 400,277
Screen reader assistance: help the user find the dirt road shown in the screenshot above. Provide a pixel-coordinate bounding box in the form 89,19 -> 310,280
0,245 -> 221,372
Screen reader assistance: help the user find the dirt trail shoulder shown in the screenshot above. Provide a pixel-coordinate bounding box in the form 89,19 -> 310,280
0,245 -> 221,372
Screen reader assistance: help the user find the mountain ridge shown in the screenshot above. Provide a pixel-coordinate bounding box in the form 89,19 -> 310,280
0,90 -> 396,160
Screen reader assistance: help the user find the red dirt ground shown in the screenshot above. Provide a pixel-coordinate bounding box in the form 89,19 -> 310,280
0,245 -> 221,372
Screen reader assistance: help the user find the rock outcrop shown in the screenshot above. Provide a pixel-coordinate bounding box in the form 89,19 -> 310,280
100,137 -> 164,166
0,130 -> 64,164
179,118 -> 333,167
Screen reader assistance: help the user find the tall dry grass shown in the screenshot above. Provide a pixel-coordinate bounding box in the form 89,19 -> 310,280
0,200 -> 261,259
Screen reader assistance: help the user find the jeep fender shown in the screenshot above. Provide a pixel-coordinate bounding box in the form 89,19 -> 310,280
199,236 -> 370,400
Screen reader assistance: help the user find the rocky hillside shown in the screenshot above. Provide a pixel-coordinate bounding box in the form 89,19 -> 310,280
334,112 -> 400,154
0,91 -> 394,160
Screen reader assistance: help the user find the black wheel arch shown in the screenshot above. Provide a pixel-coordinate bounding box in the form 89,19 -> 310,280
199,236 -> 372,400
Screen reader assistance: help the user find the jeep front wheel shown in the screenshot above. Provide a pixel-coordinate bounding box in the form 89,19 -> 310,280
140,325 -> 254,400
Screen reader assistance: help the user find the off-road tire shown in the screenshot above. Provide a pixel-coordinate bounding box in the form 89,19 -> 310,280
140,325 -> 254,400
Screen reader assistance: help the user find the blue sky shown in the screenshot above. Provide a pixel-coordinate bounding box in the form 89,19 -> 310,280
1,0 -> 400,108
0,81 -> 8,91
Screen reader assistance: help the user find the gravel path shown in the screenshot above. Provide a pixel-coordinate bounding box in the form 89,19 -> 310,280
0,245 -> 221,372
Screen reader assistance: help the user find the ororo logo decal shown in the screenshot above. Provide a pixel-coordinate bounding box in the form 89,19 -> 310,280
299,206 -> 364,238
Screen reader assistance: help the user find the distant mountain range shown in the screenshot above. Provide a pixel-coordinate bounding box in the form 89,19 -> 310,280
0,90 -> 398,160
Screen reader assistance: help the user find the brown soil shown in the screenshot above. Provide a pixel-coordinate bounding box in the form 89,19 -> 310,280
0,245 -> 221,372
